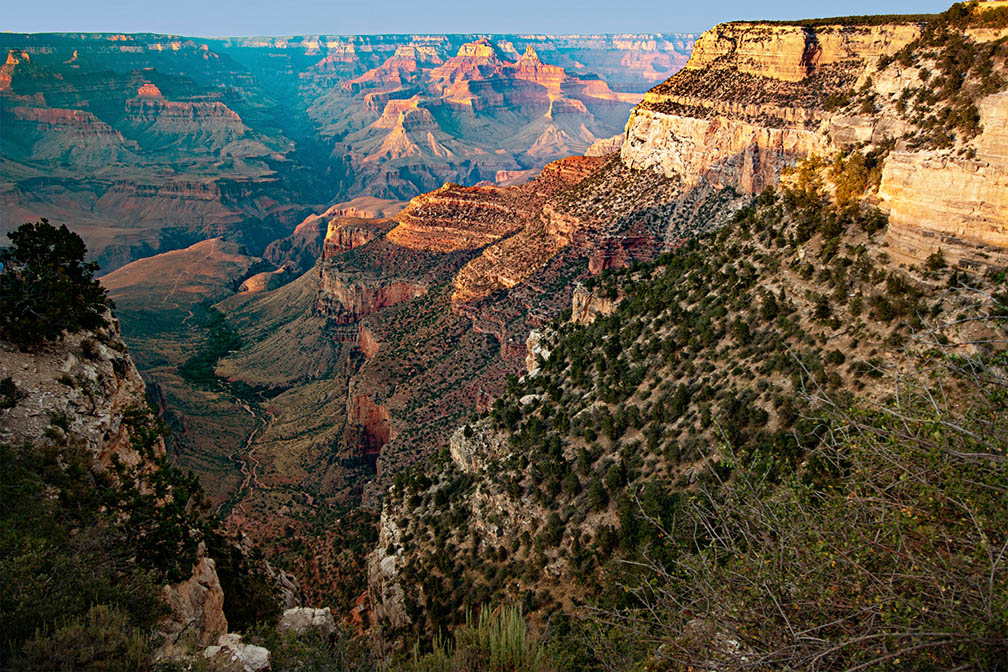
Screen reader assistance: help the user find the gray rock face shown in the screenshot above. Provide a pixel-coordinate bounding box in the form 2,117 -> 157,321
0,313 -> 160,470
368,508 -> 408,633
278,607 -> 336,636
448,419 -> 507,474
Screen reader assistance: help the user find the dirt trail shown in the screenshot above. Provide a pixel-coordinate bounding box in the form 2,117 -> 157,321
230,399 -> 274,514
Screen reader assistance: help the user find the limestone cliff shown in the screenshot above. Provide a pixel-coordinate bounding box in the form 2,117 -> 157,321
620,11 -> 1008,267
621,21 -> 918,194
881,91 -> 1008,268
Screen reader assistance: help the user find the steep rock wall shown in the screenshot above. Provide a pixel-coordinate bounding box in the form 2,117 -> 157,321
881,92 -> 1008,268
686,23 -> 922,82
317,270 -> 427,324
621,17 -> 1008,268
620,21 -> 920,194
622,109 -> 828,193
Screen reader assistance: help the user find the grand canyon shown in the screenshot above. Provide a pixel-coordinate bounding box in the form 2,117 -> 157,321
1,2 -> 1007,671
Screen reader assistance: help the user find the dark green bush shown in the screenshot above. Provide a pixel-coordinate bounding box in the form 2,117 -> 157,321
0,220 -> 109,347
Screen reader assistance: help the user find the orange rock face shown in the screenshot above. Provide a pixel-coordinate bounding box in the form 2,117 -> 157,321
323,218 -> 395,259
347,394 -> 394,464
388,155 -> 604,258
881,92 -> 1008,269
621,15 -> 1008,268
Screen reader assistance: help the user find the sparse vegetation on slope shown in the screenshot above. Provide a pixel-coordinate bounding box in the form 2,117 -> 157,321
863,2 -> 1008,148
373,151 -> 1008,670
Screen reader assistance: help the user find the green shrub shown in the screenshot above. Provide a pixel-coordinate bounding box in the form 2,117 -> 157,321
22,605 -> 149,672
0,376 -> 23,409
408,605 -> 551,672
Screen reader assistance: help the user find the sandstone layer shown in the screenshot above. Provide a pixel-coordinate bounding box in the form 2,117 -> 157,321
620,15 -> 1008,267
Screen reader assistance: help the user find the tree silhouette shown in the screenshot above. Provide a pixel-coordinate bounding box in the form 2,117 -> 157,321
0,219 -> 109,347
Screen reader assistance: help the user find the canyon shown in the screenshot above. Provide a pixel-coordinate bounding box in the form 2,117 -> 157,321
1,31 -> 693,271
362,7 -> 1008,640
4,3 -> 1008,665
96,9 -> 1008,614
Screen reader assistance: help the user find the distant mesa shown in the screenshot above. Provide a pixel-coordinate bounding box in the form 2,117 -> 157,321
136,82 -> 164,98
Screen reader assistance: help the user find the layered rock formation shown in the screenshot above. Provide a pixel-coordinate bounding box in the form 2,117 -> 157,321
317,272 -> 427,324
0,38 -> 313,271
2,30 -> 692,271
620,21 -> 921,194
881,91 -> 1008,268
263,202 -> 402,273
620,12 -> 1008,266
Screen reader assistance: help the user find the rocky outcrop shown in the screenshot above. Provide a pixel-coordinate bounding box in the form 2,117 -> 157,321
586,133 -> 624,156
264,206 -> 399,273
620,15 -> 1008,269
525,328 -> 553,377
571,283 -> 618,325
620,20 -> 920,192
0,314 -> 157,470
357,324 -> 381,358
449,420 -> 508,474
322,218 -> 395,259
399,156 -> 605,304
685,23 -> 922,82
0,321 -> 241,666
367,508 -> 408,632
388,182 -> 532,252
159,549 -> 228,655
623,110 -> 828,194
202,634 -> 270,672
278,607 -> 336,636
881,92 -> 1008,268
317,270 -> 427,324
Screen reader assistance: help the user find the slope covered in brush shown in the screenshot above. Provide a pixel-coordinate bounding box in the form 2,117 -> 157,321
370,151 -> 1008,669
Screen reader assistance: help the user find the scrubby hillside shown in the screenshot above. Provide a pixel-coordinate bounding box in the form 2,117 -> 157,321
369,148 -> 1008,669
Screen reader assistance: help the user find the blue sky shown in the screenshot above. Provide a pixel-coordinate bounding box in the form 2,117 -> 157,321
6,0 -> 953,36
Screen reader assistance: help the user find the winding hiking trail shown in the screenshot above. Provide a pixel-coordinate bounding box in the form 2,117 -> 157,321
231,398 -> 274,515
